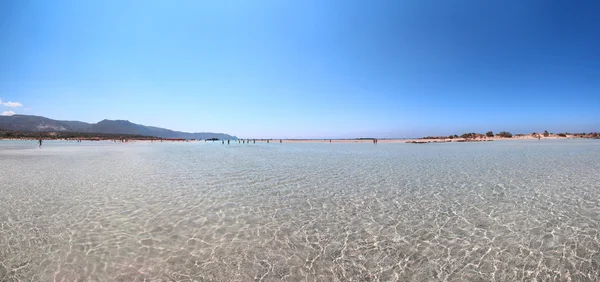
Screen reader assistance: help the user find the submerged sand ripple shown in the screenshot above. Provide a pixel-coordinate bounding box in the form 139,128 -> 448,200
1,140 -> 600,281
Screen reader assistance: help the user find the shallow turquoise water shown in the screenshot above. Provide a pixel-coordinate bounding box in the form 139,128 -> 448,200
1,139 -> 600,281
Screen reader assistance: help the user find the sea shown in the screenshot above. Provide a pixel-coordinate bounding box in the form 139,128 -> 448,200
1,139 -> 600,281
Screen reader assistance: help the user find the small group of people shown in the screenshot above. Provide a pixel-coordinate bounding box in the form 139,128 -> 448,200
224,139 -> 275,144
217,139 -> 310,144
38,138 -> 84,147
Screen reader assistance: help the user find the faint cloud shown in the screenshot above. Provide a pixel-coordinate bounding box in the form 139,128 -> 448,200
1,110 -> 16,116
1,101 -> 23,108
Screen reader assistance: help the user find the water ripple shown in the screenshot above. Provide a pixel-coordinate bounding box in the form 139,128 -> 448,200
1,140 -> 600,281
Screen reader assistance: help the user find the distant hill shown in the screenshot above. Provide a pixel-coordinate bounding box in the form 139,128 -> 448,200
0,115 -> 237,140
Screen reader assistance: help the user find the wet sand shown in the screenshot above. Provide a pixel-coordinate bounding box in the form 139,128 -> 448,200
247,136 -> 568,144
0,135 -> 578,144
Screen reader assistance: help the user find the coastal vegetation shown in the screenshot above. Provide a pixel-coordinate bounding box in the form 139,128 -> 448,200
460,133 -> 478,139
0,129 -> 157,140
496,131 -> 513,138
419,131 -> 599,142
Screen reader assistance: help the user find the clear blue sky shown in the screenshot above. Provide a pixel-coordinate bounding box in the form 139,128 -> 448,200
1,0 -> 599,138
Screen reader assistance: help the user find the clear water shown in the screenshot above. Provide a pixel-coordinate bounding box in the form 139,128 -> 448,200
1,140 -> 600,281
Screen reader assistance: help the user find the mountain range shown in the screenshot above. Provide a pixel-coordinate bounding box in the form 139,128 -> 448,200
0,115 -> 237,140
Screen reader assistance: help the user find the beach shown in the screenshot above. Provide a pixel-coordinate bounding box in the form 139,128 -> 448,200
2,132 -> 588,144
231,135 -> 576,144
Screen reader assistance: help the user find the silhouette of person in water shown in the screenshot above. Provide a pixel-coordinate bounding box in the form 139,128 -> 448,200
39,139 -> 43,147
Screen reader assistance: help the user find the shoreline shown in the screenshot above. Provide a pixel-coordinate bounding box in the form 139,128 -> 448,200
1,135 -> 597,143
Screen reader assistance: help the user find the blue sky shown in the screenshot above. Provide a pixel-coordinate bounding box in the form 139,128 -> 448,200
1,0 -> 599,138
